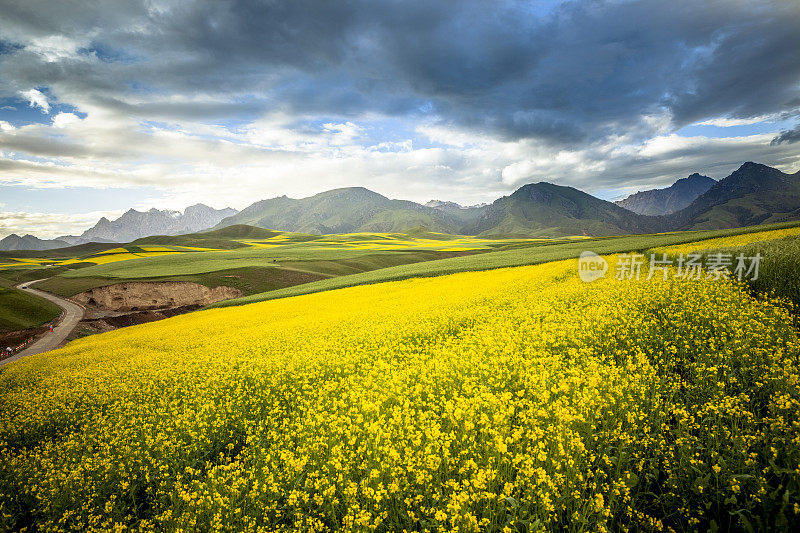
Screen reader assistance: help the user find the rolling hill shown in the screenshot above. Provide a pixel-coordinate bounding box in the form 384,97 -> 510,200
462,182 -> 661,237
214,165 -> 800,238
214,187 -> 460,234
218,183 -> 666,238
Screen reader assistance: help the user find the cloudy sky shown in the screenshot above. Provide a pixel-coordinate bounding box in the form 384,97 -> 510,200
1,0 -> 799,238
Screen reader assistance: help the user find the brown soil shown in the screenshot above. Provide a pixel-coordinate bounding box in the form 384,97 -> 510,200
67,306 -> 204,342
74,281 -> 242,312
0,327 -> 46,349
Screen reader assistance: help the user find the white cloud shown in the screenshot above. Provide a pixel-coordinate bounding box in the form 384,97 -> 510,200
51,112 -> 81,128
26,34 -> 85,62
322,122 -> 364,146
496,131 -> 800,194
2,96 -> 800,239
20,88 -> 50,113
0,210 -> 125,239
697,114 -> 784,127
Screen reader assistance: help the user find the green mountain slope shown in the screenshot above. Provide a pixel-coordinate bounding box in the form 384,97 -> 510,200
670,162 -> 800,230
215,187 -> 461,234
464,182 -> 661,237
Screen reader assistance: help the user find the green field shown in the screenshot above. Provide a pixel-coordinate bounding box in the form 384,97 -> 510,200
4,221 -> 800,323
33,249 -> 480,297
8,227 -> 541,298
0,283 -> 61,332
210,221 -> 800,308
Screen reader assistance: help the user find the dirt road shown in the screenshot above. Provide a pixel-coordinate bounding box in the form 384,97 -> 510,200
0,280 -> 84,367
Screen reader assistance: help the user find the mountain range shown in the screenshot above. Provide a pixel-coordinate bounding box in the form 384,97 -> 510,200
215,187 -> 457,235
2,162 -> 799,250
0,204 -> 237,251
214,162 -> 798,237
615,173 -> 717,215
0,234 -> 72,252
80,204 -> 238,243
212,182 -> 661,237
669,162 -> 800,229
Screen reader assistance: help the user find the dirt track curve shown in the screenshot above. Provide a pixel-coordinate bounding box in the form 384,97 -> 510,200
1,279 -> 84,367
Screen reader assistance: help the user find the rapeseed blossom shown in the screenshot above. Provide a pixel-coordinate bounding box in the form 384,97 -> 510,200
652,225 -> 800,255
1,257 -> 799,531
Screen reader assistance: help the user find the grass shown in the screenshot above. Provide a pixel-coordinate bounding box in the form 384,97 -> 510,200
734,236 -> 800,308
6,220 -> 800,310
0,265 -> 76,286
0,242 -> 119,259
0,282 -> 61,332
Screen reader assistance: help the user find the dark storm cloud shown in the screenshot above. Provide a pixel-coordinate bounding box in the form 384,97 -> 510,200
772,125 -> 800,146
0,0 -> 798,145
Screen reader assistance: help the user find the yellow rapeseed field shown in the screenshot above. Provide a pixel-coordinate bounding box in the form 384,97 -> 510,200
1,258 -> 799,532
241,233 -> 547,252
652,225 -> 800,255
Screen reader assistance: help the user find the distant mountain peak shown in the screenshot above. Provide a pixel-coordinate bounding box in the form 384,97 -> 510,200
739,161 -> 764,170
426,200 -> 464,209
670,162 -> 798,230
317,186 -> 388,200
79,205 -> 239,243
426,200 -> 488,210
615,173 -> 716,216
0,233 -> 70,251
719,161 -> 788,192
682,173 -> 708,182
731,161 -> 782,176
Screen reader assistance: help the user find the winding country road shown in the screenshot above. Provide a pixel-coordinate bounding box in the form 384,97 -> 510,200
0,280 -> 85,367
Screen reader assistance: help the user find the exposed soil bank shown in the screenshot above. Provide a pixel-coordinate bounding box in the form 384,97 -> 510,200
0,327 -> 46,347
0,327 -> 47,356
67,305 -> 203,342
74,281 -> 242,312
